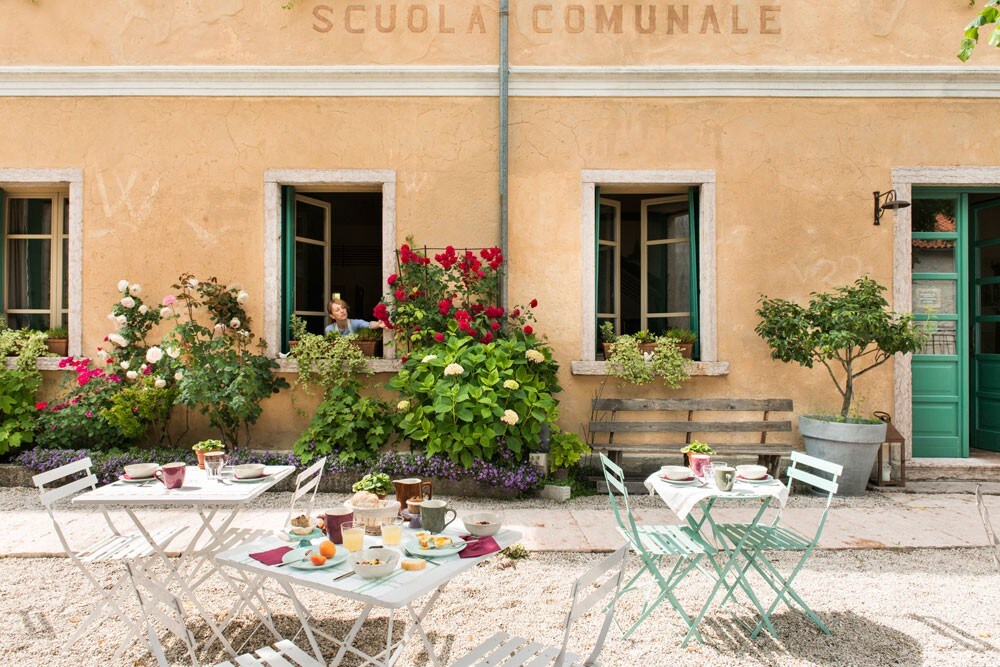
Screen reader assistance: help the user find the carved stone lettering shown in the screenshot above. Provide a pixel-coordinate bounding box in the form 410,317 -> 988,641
346,5 -> 365,33
666,5 -> 688,34
760,5 -> 781,34
597,5 -> 623,33
438,5 -> 455,32
312,4 -> 334,32
700,5 -> 720,34
732,6 -> 748,34
634,5 -> 655,34
566,5 -> 585,33
375,4 -> 396,32
408,4 -> 428,32
467,4 -> 486,33
533,4 -> 553,33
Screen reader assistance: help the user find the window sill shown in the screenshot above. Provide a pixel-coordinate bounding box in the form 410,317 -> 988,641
570,360 -> 730,376
273,357 -> 403,374
4,356 -> 71,371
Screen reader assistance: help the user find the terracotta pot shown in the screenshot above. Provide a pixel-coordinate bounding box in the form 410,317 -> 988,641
601,342 -> 614,359
351,339 -> 378,357
677,342 -> 694,359
45,338 -> 68,356
194,449 -> 223,470
288,340 -> 299,349
637,342 -> 659,355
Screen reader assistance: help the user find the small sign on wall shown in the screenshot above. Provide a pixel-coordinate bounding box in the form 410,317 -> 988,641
915,286 -> 942,309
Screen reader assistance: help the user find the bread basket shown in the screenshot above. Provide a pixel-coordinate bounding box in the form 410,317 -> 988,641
345,499 -> 400,535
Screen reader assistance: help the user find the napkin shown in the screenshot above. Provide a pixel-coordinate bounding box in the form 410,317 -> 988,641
459,535 -> 500,559
249,546 -> 292,566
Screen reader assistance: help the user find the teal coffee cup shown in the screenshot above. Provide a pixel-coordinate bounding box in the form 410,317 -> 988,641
419,499 -> 457,534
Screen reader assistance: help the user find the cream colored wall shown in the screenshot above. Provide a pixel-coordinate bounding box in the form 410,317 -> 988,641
3,1 -> 999,67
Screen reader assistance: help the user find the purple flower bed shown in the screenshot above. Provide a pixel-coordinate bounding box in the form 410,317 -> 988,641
15,446 -> 542,494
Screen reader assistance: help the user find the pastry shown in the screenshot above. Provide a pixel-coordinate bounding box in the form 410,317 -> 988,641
401,559 -> 426,571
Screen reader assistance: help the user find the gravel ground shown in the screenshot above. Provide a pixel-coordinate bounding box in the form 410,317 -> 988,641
0,548 -> 997,666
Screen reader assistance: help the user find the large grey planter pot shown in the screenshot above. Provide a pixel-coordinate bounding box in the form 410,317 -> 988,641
798,415 -> 887,496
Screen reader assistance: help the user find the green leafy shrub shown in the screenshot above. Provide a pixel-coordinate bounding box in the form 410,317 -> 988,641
294,385 -> 393,465
607,335 -> 689,387
352,472 -> 394,495
548,429 -> 589,471
101,380 -> 177,443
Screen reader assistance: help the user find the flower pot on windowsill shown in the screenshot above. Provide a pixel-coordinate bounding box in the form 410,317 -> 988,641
601,342 -> 615,360
45,339 -> 68,357
351,340 -> 378,357
677,342 -> 693,359
637,342 -> 659,355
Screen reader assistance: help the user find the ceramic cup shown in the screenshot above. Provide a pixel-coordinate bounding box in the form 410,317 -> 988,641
154,462 -> 186,489
714,466 -> 736,492
419,499 -> 457,534
324,508 -> 354,544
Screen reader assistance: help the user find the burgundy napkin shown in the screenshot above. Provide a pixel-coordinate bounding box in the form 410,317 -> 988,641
458,535 -> 500,559
249,546 -> 292,566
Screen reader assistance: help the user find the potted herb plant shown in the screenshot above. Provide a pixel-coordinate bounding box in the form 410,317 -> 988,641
348,327 -> 383,357
352,472 -> 394,499
680,440 -> 714,477
665,328 -> 697,359
599,321 -> 618,360
755,277 -> 925,495
632,329 -> 659,355
192,438 -> 225,469
43,327 -> 69,357
607,334 -> 689,387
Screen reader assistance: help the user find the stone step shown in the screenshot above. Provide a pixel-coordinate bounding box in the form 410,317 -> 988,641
907,450 -> 1000,483
872,480 -> 1000,495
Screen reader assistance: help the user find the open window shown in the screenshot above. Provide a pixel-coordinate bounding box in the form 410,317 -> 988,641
596,188 -> 700,358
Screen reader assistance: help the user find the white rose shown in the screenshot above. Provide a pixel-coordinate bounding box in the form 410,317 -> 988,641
443,363 -> 465,376
237,291 -> 249,304
167,347 -> 180,359
187,277 -> 199,288
160,307 -> 173,318
107,312 -> 116,321
129,284 -> 141,296
140,364 -> 148,372
121,296 -> 135,309
397,400 -> 410,411
154,378 -> 167,389
421,354 -> 437,363
145,346 -> 164,364
117,279 -> 129,292
501,409 -> 520,425
138,304 -> 148,315
115,314 -> 127,325
214,323 -> 226,333
174,371 -> 184,381
126,370 -> 138,380
229,318 -> 240,329
108,333 -> 127,347
120,361 -> 129,369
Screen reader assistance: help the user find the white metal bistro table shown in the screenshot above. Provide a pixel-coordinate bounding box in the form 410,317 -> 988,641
216,526 -> 523,666
72,464 -> 295,656
644,471 -> 791,642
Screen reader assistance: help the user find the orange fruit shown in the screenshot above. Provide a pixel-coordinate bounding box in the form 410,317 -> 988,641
319,540 -> 337,559
309,553 -> 327,566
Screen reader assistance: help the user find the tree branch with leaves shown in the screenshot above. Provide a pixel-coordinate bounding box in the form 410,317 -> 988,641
958,1 -> 1000,61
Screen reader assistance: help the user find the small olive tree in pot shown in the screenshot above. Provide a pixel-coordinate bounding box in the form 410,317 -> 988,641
755,277 -> 925,495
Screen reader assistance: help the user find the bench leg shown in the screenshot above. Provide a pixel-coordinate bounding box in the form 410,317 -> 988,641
757,455 -> 780,479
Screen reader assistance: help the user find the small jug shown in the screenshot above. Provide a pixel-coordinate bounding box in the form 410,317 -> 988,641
714,466 -> 736,492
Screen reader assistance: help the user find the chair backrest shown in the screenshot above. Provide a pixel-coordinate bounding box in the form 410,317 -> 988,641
976,485 -> 1000,572
598,454 -> 633,531
126,563 -> 200,667
785,451 -> 843,543
32,457 -> 120,554
554,544 -> 629,667
284,456 -> 327,527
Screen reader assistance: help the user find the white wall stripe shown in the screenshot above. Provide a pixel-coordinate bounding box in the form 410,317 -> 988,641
2,65 -> 1000,98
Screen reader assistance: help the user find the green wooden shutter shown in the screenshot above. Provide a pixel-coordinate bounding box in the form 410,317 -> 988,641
688,186 -> 700,359
280,185 -> 296,353
0,187 -> 5,315
594,185 -> 601,344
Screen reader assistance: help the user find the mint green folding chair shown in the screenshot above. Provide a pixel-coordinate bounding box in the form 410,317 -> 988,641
712,451 -> 843,638
599,453 -> 717,643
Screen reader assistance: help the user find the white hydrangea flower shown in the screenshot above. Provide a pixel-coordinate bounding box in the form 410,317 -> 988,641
229,318 -> 241,329
421,354 -> 437,363
117,279 -> 129,292
397,400 -> 410,411
145,346 -> 163,364
503,380 -> 520,390
443,363 -> 465,376
126,370 -> 138,380
525,349 -> 545,363
121,296 -> 135,309
237,290 -> 249,304
138,304 -> 148,315
129,284 -> 141,297
501,409 -> 520,425
154,378 -> 167,389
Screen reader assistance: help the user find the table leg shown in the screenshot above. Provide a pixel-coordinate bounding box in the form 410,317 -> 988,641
329,601 -> 375,666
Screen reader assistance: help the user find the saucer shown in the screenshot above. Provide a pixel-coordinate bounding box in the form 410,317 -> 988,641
119,475 -> 154,484
737,474 -> 776,484
662,477 -> 699,486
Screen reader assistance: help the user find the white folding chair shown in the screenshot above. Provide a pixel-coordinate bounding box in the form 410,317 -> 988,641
125,562 -> 320,667
33,457 -> 186,655
976,485 -> 1000,573
450,544 -> 629,667
283,457 -> 327,528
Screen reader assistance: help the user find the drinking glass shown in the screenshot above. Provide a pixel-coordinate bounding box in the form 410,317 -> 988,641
342,521 -> 366,552
204,452 -> 226,480
707,461 -> 728,485
380,517 -> 404,546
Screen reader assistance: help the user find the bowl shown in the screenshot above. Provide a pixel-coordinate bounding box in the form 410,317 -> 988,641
660,465 -> 692,481
736,464 -> 768,480
462,512 -> 502,537
124,463 -> 158,479
345,499 -> 401,535
234,463 -> 265,479
351,547 -> 400,579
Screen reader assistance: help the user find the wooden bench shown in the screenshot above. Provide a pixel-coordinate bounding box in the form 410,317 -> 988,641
588,398 -> 796,478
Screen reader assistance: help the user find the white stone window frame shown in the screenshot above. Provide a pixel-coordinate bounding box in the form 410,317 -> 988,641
892,166 -> 1000,455
0,169 -> 83,359
575,170 -> 722,374
263,169 -> 398,371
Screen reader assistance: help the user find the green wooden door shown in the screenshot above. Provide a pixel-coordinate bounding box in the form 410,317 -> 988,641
911,193 -> 967,457
971,198 -> 1000,452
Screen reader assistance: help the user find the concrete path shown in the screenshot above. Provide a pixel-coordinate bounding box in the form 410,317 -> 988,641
2,492 -> 997,557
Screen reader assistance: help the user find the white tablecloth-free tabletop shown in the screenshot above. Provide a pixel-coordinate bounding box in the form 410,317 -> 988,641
644,471 -> 790,519
72,465 -> 296,506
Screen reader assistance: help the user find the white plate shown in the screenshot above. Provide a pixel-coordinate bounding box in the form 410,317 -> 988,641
662,478 -> 700,486
282,546 -> 348,570
229,473 -> 272,483
737,474 -> 776,485
403,536 -> 467,558
118,475 -> 154,484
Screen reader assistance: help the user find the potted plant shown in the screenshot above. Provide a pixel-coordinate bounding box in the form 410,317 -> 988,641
607,334 -> 689,387
755,277 -> 925,495
665,328 -> 697,359
352,472 -> 394,499
43,327 -> 69,356
680,440 -> 714,477
348,327 -> 383,357
192,438 -> 225,469
599,321 -> 618,360
632,329 -> 659,355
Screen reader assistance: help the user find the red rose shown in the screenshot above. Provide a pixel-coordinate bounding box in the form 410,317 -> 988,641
480,332 -> 493,343
434,332 -> 445,342
387,273 -> 398,286
458,320 -> 471,332
490,321 -> 500,331
394,290 -> 405,301
530,299 -> 538,308
35,402 -> 47,410
401,356 -> 408,362
524,325 -> 533,335
511,308 -> 521,317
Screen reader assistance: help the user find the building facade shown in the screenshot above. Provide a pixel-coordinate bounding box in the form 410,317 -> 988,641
2,1 -> 999,457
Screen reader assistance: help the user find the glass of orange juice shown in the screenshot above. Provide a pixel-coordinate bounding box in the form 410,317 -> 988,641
342,521 -> 366,552
380,518 -> 404,546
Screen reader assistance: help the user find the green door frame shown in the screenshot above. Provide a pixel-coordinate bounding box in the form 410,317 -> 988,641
970,196 -> 1000,452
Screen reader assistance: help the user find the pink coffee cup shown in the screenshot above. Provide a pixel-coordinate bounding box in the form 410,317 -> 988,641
154,462 -> 186,489
324,508 -> 354,544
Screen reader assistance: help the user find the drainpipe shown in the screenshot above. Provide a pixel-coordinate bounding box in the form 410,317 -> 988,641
499,0 -> 510,314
